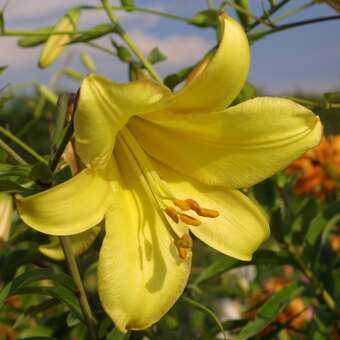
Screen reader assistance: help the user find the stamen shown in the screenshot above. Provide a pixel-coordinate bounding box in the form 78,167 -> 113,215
197,207 -> 220,218
180,214 -> 201,226
165,207 -> 179,223
174,234 -> 192,259
185,198 -> 201,213
173,199 -> 191,211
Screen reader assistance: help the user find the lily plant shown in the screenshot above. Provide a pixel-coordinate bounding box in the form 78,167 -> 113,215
16,14 -> 322,332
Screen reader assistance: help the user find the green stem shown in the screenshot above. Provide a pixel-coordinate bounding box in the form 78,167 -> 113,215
81,5 -> 189,23
0,138 -> 27,165
51,94 -> 97,338
286,243 -> 339,315
86,41 -> 117,57
101,0 -> 162,83
0,126 -> 47,164
207,0 -> 214,9
249,15 -> 340,40
59,236 -> 98,340
1,29 -> 91,37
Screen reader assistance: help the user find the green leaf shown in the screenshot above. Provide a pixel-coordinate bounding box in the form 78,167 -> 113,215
35,84 -> 58,105
194,256 -> 240,285
0,163 -> 31,178
236,283 -> 304,339
71,24 -> 116,43
106,328 -> 128,340
304,202 -> 340,262
189,10 -> 218,28
194,250 -> 293,285
252,177 -> 276,212
10,268 -> 75,293
80,51 -> 96,72
30,162 -> 53,184
120,0 -> 135,11
0,282 -> 12,309
0,65 -> 8,74
24,298 -> 60,317
17,26 -> 53,47
323,91 -> 340,104
233,82 -> 257,104
164,66 -> 194,90
182,296 -> 226,340
62,67 -> 84,80
0,180 -> 31,193
15,285 -> 82,320
51,94 -> 69,154
147,47 -> 167,65
0,11 -> 5,33
111,39 -> 133,62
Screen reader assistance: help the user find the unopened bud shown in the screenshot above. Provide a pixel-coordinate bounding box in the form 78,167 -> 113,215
39,7 -> 80,68
0,194 -> 13,248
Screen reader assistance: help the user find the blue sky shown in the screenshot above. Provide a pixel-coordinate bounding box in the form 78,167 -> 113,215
0,0 -> 339,95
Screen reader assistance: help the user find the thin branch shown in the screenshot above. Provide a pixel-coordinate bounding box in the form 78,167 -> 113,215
249,15 -> 340,40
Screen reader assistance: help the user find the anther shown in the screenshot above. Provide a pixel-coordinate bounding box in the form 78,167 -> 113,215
174,234 -> 192,259
165,207 -> 179,223
173,199 -> 191,211
197,207 -> 220,218
180,214 -> 201,226
185,199 -> 201,213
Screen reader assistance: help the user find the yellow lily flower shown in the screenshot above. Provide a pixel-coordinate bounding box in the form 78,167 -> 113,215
16,14 -> 322,332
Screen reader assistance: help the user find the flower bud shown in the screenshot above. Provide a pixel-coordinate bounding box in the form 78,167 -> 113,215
0,194 -> 13,248
38,7 -> 80,68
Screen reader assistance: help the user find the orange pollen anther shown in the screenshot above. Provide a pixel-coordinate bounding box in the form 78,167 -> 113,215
180,214 -> 201,226
174,234 -> 192,259
197,207 -> 220,218
185,198 -> 201,212
173,199 -> 191,211
165,207 -> 179,223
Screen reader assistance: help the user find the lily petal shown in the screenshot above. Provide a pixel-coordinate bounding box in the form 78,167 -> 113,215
98,138 -> 191,332
159,14 -> 249,112
129,97 -> 322,189
153,160 -> 269,261
39,226 -> 102,260
16,164 -> 114,235
74,74 -> 170,169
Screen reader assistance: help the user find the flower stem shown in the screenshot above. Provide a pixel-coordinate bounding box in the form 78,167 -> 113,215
0,138 -> 27,165
52,94 -> 98,338
101,0 -> 163,83
59,236 -> 98,340
0,126 -> 47,164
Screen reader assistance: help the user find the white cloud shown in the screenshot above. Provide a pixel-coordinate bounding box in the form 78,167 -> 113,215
129,31 -> 211,66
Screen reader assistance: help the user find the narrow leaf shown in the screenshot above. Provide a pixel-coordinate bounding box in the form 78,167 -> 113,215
182,296 -> 226,340
147,47 -> 166,65
0,163 -> 31,178
35,84 -> 58,105
120,0 -> 135,11
164,66 -> 194,90
0,282 -> 12,309
17,26 -> 53,47
80,51 -> 96,72
236,283 -> 304,339
70,24 -> 115,44
189,10 -> 218,28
